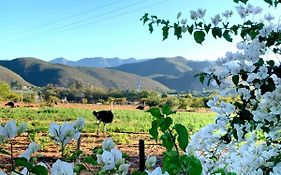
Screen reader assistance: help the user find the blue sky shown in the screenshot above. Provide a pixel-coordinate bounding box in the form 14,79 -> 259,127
0,0 -> 280,61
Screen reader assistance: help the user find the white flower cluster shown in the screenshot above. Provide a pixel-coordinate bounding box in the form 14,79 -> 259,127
186,13 -> 281,174
0,138 -> 74,175
0,120 -> 27,143
235,4 -> 263,19
20,142 -> 40,160
96,138 -> 130,175
145,156 -> 169,175
49,117 -> 85,147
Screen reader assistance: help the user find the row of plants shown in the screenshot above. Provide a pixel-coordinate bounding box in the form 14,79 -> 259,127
0,103 -> 201,175
0,107 -> 214,133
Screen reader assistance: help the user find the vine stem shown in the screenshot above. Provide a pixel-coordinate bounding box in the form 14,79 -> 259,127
61,144 -> 65,159
168,128 -> 179,154
10,140 -> 14,171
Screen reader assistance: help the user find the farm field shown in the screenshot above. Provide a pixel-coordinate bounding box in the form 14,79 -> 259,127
0,103 -> 215,172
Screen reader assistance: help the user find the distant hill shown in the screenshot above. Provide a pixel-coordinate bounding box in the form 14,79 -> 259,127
0,57 -> 169,91
112,56 -> 212,92
0,65 -> 31,86
50,57 -> 147,68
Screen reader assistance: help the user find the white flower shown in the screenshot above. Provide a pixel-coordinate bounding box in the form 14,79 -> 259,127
181,19 -> 187,25
236,5 -> 249,19
51,159 -> 74,175
250,6 -> 262,15
111,148 -> 123,164
1,120 -> 17,138
119,164 -> 130,175
222,10 -> 233,19
247,73 -> 259,82
259,25 -> 274,37
49,122 -> 80,147
0,120 -> 27,141
0,171 -> 7,175
145,156 -> 157,169
17,123 -> 27,135
72,117 -> 85,131
97,151 -> 115,171
102,137 -> 115,151
211,14 -> 221,26
20,142 -> 40,160
146,167 -> 169,175
190,10 -> 198,20
264,13 -> 275,22
270,162 -> 281,175
197,9 -> 206,18
257,66 -> 268,79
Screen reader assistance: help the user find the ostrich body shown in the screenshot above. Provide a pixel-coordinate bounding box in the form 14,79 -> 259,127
93,99 -> 114,134
93,110 -> 114,134
136,105 -> 145,110
5,101 -> 17,108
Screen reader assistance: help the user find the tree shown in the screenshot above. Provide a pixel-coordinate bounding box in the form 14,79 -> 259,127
142,0 -> 281,174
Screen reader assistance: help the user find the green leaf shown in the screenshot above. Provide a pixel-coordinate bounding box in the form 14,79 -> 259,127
30,165 -> 48,175
0,148 -> 9,155
162,104 -> 172,115
159,117 -> 173,132
267,60 -> 275,67
231,25 -> 239,35
84,156 -> 97,166
132,171 -> 148,175
204,24 -> 212,33
148,107 -> 162,119
149,120 -> 159,141
160,132 -> 174,151
140,13 -> 149,24
223,30 -> 233,42
148,22 -> 153,34
232,75 -> 239,85
174,124 -> 189,151
265,0 -> 273,5
15,157 -> 32,169
162,151 -> 181,174
173,23 -> 182,39
194,31 -> 205,44
196,22 -> 203,28
187,156 -> 203,175
212,27 -> 222,38
187,24 -> 194,34
162,25 -> 170,41
74,164 -> 87,174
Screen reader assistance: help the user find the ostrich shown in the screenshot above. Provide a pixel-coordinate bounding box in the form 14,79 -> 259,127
5,101 -> 17,108
136,101 -> 146,110
136,105 -> 145,110
93,99 -> 114,134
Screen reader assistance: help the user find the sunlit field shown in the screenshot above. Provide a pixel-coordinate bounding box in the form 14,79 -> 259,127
0,105 -> 215,134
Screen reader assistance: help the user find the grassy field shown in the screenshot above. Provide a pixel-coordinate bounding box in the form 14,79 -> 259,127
0,106 -> 215,134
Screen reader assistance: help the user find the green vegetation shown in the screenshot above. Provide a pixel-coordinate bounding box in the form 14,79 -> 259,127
0,65 -> 31,87
0,107 -> 214,133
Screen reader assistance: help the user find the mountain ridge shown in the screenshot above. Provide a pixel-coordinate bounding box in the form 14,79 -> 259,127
50,57 -> 148,68
0,57 -> 169,91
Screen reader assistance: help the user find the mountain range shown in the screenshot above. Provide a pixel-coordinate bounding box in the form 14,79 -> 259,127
111,56 -> 211,91
0,57 -> 168,91
50,57 -> 147,68
0,56 -> 212,92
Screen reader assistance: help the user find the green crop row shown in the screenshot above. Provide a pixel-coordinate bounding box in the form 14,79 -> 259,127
0,107 -> 215,134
